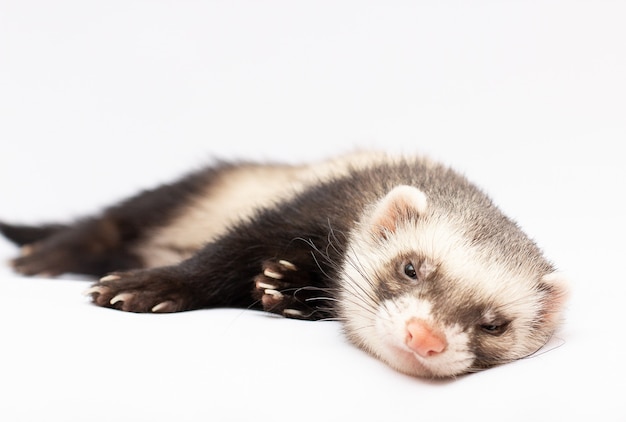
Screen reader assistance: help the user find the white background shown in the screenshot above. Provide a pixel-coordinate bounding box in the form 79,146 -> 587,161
1,1 -> 625,421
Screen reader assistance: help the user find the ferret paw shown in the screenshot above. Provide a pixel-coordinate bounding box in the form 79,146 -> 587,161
9,243 -> 69,277
85,269 -> 190,313
253,259 -> 323,320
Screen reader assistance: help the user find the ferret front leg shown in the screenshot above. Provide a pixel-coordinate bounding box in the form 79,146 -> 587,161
85,239 -> 262,313
86,265 -> 206,313
253,259 -> 333,321
87,257 -> 335,317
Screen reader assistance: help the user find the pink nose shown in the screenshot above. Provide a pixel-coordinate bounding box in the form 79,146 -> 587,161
405,318 -> 447,358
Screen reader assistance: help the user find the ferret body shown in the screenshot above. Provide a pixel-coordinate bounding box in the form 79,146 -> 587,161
0,151 -> 568,378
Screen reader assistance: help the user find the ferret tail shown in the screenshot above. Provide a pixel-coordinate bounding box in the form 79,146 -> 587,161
0,221 -> 68,246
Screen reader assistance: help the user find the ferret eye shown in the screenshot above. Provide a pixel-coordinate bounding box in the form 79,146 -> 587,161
480,323 -> 507,336
404,263 -> 418,280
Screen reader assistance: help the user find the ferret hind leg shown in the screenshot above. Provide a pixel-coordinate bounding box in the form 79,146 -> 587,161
6,217 -> 143,277
3,166 -> 224,278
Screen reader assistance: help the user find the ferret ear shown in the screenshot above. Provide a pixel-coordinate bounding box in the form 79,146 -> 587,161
369,185 -> 428,238
538,272 -> 570,324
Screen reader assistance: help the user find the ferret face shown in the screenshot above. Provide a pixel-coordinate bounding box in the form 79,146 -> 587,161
337,186 -> 569,378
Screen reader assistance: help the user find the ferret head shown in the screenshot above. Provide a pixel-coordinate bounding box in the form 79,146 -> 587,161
337,185 -> 569,378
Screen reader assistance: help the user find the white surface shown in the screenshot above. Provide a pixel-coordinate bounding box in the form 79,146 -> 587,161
1,1 -> 625,421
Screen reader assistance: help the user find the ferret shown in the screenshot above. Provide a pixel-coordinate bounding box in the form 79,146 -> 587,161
0,151 -> 569,378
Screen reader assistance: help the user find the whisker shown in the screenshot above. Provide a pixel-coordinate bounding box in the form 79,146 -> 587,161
291,222 -> 385,322
521,334 -> 566,359
341,251 -> 380,305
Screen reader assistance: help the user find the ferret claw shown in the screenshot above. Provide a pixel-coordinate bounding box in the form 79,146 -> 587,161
151,301 -> 174,313
263,269 -> 284,279
283,309 -> 304,317
100,274 -> 121,282
110,292 -> 133,305
83,286 -> 109,296
278,260 -> 297,271
264,289 -> 283,299
256,280 -> 278,290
